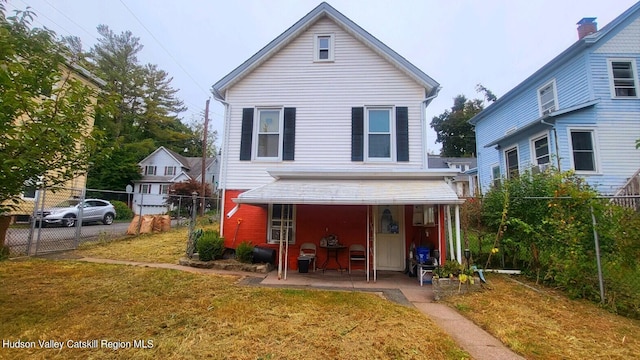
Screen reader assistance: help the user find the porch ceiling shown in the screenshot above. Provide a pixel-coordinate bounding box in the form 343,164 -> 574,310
233,179 -> 464,205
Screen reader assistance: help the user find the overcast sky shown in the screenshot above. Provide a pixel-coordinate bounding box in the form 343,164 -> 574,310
8,0 -> 639,153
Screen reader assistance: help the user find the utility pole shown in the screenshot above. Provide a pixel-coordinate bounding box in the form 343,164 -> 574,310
201,98 -> 210,216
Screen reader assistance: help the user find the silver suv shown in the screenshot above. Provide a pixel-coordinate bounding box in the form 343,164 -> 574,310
34,199 -> 117,227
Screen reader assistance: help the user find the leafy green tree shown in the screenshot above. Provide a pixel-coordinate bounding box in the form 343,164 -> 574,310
0,3 -> 101,213
431,95 -> 483,157
85,25 -> 200,191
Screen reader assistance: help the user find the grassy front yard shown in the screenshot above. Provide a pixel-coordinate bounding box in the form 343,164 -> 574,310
0,259 -> 467,359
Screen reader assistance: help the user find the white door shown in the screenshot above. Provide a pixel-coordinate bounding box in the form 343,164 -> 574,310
375,205 -> 405,271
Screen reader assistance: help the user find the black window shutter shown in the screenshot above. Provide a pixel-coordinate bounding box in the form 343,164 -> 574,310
283,108 -> 296,161
240,108 -> 254,161
352,107 -> 364,161
396,106 -> 409,162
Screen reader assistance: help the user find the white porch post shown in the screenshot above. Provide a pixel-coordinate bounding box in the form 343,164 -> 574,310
446,205 -> 455,262
366,206 -> 370,282
455,204 -> 462,264
373,206 -> 377,282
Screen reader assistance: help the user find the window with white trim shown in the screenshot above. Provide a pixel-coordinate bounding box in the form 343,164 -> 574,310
160,184 -> 170,194
22,179 -> 37,199
314,34 -> 334,62
570,130 -> 596,172
255,108 -> 283,159
538,80 -> 558,115
268,204 -> 295,244
366,107 -> 394,161
505,147 -> 519,179
144,166 -> 156,176
140,184 -> 151,194
164,166 -> 176,176
532,134 -> 550,165
491,164 -> 501,188
608,59 -> 638,98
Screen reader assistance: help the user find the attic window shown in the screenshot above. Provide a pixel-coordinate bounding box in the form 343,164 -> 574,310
314,34 -> 334,62
608,59 -> 638,98
538,80 -> 558,115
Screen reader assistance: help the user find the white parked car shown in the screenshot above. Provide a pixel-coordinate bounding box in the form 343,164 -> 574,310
34,199 -> 117,227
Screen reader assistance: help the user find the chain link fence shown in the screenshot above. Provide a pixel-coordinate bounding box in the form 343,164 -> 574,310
462,194 -> 640,319
3,186 -> 219,257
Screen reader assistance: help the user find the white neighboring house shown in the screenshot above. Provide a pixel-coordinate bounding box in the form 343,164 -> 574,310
427,155 -> 478,197
132,146 -> 219,215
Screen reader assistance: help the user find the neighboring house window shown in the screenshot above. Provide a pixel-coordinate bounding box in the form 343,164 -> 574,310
22,179 -> 37,199
268,204 -> 295,245
164,166 -> 176,176
532,134 -> 550,165
570,130 -> 597,172
366,107 -> 394,161
145,166 -> 157,175
160,184 -> 170,194
140,184 -> 151,194
505,147 -> 519,179
314,34 -> 334,62
538,80 -> 558,115
491,165 -> 501,188
608,59 -> 638,98
256,108 -> 282,159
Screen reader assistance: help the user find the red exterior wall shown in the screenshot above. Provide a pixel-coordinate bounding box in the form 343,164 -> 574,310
222,190 -> 447,270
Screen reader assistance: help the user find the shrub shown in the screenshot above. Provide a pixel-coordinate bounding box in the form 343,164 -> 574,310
235,241 -> 254,263
197,230 -> 224,261
111,200 -> 133,220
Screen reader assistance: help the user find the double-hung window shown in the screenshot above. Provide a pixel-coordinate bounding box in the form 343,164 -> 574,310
164,166 -> 176,176
532,134 -> 550,165
144,166 -> 156,176
505,147 -> 519,179
366,107 -> 394,161
256,108 -> 283,159
608,59 -> 638,98
140,184 -> 151,194
160,184 -> 170,194
491,165 -> 501,188
570,130 -> 597,172
314,34 -> 334,62
268,204 -> 295,244
538,80 -> 558,115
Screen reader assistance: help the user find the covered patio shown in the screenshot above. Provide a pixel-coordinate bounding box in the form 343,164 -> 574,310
226,169 -> 466,283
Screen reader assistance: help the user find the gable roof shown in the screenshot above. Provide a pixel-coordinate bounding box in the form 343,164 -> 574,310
211,2 -> 440,101
138,146 -> 216,182
469,1 -> 640,125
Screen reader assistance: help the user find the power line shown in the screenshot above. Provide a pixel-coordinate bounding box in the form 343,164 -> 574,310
118,0 -> 211,98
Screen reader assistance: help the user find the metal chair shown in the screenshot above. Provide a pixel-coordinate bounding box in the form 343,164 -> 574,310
299,243 -> 317,272
348,244 -> 366,274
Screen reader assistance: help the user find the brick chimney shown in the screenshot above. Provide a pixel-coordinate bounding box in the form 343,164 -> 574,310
577,17 -> 598,40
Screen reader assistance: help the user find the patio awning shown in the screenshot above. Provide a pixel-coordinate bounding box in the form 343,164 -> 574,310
233,179 -> 464,205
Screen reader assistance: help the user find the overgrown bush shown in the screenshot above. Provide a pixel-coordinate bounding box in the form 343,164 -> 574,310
111,200 -> 133,220
235,241 -> 254,263
474,168 -> 640,319
197,230 -> 224,261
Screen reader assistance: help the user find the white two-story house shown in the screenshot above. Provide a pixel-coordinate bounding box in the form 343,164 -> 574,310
213,2 -> 465,279
470,2 -> 640,196
132,146 -> 218,215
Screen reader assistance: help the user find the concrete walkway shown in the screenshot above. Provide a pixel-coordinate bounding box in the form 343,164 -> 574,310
76,257 -> 524,360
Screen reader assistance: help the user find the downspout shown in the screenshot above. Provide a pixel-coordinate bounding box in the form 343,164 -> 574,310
422,87 -> 441,169
214,94 -> 231,235
541,118 -> 560,171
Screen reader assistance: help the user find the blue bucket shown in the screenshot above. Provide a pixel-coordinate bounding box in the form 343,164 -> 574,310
416,247 -> 430,263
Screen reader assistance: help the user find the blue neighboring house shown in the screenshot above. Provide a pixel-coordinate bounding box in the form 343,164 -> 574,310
470,2 -> 640,195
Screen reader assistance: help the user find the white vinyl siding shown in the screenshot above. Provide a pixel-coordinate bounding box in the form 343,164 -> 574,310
223,17 -> 427,190
607,59 -> 638,98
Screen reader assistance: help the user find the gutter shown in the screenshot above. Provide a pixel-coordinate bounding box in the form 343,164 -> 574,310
213,91 -> 231,234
